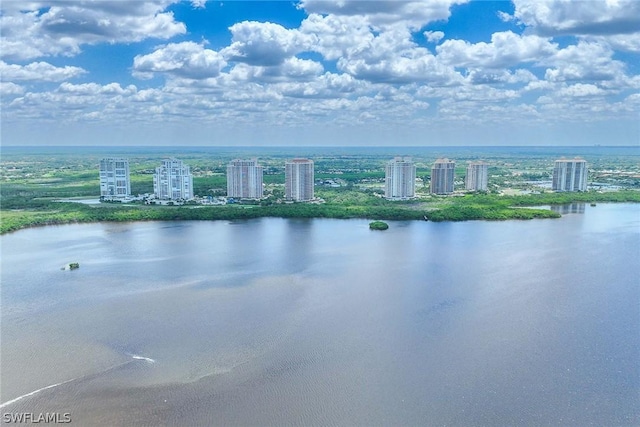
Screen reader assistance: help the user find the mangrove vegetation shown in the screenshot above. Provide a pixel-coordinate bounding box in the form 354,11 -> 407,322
1,147 -> 639,234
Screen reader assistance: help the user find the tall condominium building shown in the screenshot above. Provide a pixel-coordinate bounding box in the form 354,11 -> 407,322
430,158 -> 456,194
285,159 -> 314,201
385,157 -> 416,199
99,158 -> 131,199
227,158 -> 263,199
465,161 -> 489,191
552,158 -> 588,191
153,158 -> 194,200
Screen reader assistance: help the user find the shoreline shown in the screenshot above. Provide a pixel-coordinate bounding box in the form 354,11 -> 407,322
0,204 -> 556,235
3,191 -> 639,235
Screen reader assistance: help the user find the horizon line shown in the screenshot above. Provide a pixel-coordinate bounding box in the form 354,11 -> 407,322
2,145 -> 638,149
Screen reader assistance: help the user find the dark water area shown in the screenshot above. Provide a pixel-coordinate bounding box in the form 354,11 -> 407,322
1,204 -> 639,425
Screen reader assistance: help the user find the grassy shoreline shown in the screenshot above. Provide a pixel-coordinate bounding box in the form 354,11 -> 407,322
2,191 -> 638,235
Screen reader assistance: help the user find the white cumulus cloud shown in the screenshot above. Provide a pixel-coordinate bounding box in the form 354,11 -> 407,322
222,21 -> 314,66
0,82 -> 25,96
466,68 -> 537,85
424,31 -> 445,43
0,60 -> 87,82
191,0 -> 207,8
299,0 -> 469,30
299,14 -> 374,61
512,0 -> 640,36
557,83 -> 607,97
133,42 -> 227,79
584,33 -> 640,53
230,58 -> 324,83
436,31 -> 558,68
0,1 -> 186,60
542,41 -> 627,83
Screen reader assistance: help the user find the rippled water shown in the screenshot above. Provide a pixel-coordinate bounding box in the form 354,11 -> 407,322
1,204 -> 639,425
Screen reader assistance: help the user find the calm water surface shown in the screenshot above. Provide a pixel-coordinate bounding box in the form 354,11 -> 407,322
1,204 -> 639,425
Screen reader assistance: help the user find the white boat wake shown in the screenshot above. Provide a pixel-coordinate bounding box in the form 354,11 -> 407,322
130,354 -> 156,364
0,354 -> 155,408
0,378 -> 77,409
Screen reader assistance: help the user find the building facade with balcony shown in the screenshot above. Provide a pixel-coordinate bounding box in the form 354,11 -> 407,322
552,158 -> 588,192
153,158 -> 194,200
99,158 -> 131,199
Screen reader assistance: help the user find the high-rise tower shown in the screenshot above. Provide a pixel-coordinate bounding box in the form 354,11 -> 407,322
552,158 -> 588,191
153,158 -> 194,200
385,157 -> 416,200
227,158 -> 263,199
430,159 -> 456,195
465,162 -> 489,191
99,158 -> 131,199
285,159 -> 314,201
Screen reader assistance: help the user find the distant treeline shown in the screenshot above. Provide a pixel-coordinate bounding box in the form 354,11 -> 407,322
0,202 -> 424,234
2,190 -> 640,234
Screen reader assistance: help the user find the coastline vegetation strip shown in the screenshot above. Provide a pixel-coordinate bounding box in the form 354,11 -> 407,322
2,190 -> 639,235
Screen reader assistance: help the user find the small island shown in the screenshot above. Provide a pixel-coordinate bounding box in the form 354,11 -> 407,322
369,221 -> 389,230
61,262 -> 80,270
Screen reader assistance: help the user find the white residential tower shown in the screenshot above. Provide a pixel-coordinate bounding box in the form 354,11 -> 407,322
385,157 -> 416,200
552,158 -> 588,191
285,159 -> 314,201
153,158 -> 194,200
465,162 -> 489,191
99,158 -> 131,199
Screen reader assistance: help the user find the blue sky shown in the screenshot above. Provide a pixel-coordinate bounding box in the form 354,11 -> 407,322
1,0 -> 639,146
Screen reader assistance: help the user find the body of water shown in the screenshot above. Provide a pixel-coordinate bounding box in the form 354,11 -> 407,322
1,204 -> 639,425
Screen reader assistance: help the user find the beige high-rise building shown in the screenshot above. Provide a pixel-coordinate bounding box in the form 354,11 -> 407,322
430,159 -> 455,194
227,158 -> 263,199
552,158 -> 588,191
285,159 -> 314,201
385,157 -> 416,200
465,162 -> 489,191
